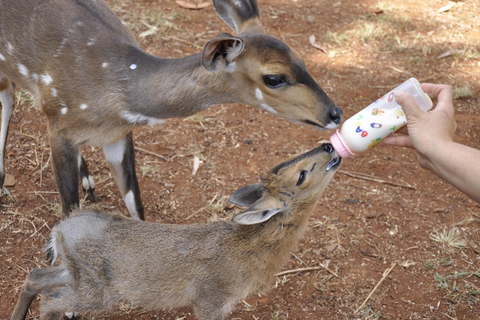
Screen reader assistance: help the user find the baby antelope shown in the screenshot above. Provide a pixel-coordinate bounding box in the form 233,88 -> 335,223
11,143 -> 341,320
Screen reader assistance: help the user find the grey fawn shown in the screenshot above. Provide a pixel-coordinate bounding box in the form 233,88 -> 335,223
0,0 -> 342,220
10,142 -> 341,320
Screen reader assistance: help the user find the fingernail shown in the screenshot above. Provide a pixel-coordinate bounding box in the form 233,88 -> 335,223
396,90 -> 407,97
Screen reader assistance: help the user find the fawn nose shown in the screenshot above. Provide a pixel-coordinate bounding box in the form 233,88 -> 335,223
321,143 -> 334,154
329,106 -> 343,125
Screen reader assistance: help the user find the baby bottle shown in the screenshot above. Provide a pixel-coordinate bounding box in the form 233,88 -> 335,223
330,78 -> 433,158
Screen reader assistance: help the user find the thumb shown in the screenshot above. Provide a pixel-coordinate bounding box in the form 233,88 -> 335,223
395,90 -> 422,120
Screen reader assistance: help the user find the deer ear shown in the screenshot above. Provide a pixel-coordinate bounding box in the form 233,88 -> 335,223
202,33 -> 244,72
213,0 -> 265,34
232,194 -> 285,225
232,207 -> 282,225
229,182 -> 265,207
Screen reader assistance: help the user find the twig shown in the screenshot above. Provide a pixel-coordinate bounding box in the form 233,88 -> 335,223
27,191 -> 59,194
339,170 -> 416,190
454,67 -> 480,77
355,263 -> 396,314
275,264 -> 338,278
134,146 -> 169,161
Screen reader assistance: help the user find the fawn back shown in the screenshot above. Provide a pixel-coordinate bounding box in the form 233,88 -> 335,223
11,142 -> 341,320
0,0 -> 342,219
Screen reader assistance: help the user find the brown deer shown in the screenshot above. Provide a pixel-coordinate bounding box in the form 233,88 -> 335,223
0,0 -> 342,220
10,142 -> 341,320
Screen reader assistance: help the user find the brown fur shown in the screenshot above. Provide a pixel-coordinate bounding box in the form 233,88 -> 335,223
11,143 -> 341,320
0,0 -> 342,218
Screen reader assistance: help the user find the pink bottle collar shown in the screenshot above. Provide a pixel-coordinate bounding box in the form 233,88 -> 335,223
330,130 -> 355,158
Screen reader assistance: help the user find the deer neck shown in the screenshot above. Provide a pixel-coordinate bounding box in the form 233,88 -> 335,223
239,204 -> 315,267
124,46 -> 239,120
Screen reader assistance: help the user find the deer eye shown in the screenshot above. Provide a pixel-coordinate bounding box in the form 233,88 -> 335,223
263,74 -> 286,88
296,170 -> 307,186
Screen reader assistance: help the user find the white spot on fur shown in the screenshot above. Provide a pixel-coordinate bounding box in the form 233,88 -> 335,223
41,73 -> 53,85
17,63 -> 29,76
45,234 -> 58,264
31,73 -> 39,82
80,103 -> 88,110
120,111 -> 165,126
325,122 -> 339,130
130,64 -> 137,70
224,61 -> 236,73
64,312 -> 74,319
51,88 -> 57,97
60,107 -> 68,115
0,53 -> 5,61
82,175 -> 95,190
125,191 -> 140,220
6,42 -> 14,54
86,38 -> 95,46
121,20 -> 127,26
255,88 -> 263,101
260,103 -> 278,114
102,62 -> 108,68
103,138 -> 126,164
88,176 -> 95,188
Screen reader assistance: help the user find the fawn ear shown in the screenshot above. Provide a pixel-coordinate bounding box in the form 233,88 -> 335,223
213,0 -> 265,34
232,196 -> 285,225
232,206 -> 282,225
229,182 -> 264,207
202,33 -> 244,72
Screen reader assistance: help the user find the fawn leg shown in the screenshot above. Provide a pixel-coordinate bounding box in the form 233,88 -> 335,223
11,266 -> 71,320
103,132 -> 144,220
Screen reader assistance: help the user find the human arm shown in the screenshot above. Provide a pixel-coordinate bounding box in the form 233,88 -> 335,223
383,83 -> 480,203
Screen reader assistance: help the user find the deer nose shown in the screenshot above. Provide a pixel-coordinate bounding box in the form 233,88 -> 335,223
321,143 -> 334,154
329,106 -> 343,125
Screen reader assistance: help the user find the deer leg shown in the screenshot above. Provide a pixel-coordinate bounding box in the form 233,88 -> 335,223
102,132 -> 144,220
0,78 -> 14,198
11,266 -> 72,320
78,153 -> 97,202
49,133 -> 80,216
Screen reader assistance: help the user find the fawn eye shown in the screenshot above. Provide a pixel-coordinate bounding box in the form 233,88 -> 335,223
263,74 -> 286,88
296,170 -> 307,186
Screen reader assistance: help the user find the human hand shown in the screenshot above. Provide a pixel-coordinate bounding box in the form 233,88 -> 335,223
383,83 -> 457,171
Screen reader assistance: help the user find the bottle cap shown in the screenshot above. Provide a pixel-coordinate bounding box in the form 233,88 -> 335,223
330,130 -> 355,158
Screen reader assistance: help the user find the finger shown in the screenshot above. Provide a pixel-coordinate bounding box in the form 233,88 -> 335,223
394,90 -> 422,119
421,83 -> 453,103
395,126 -> 408,135
383,135 -> 414,148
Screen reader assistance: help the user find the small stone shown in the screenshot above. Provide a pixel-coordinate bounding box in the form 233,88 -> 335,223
4,174 -> 16,187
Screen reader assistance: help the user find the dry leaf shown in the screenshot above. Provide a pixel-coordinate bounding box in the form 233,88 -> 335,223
308,35 -> 327,53
176,1 -> 211,10
139,27 -> 158,38
367,8 -> 384,15
437,48 -> 457,59
399,260 -> 417,268
192,156 -> 200,176
438,2 -> 455,13
4,174 -> 16,187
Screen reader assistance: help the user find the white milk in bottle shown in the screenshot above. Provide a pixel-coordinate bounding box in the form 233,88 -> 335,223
330,78 -> 433,158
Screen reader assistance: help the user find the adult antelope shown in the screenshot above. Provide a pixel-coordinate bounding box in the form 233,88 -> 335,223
0,0 -> 342,219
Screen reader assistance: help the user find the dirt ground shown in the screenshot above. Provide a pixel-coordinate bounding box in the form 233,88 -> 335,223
1,0 -> 480,319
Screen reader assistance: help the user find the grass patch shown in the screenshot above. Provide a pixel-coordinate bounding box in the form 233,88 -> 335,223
430,227 -> 467,248
454,48 -> 480,60
453,85 -> 473,99
434,271 -> 480,306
